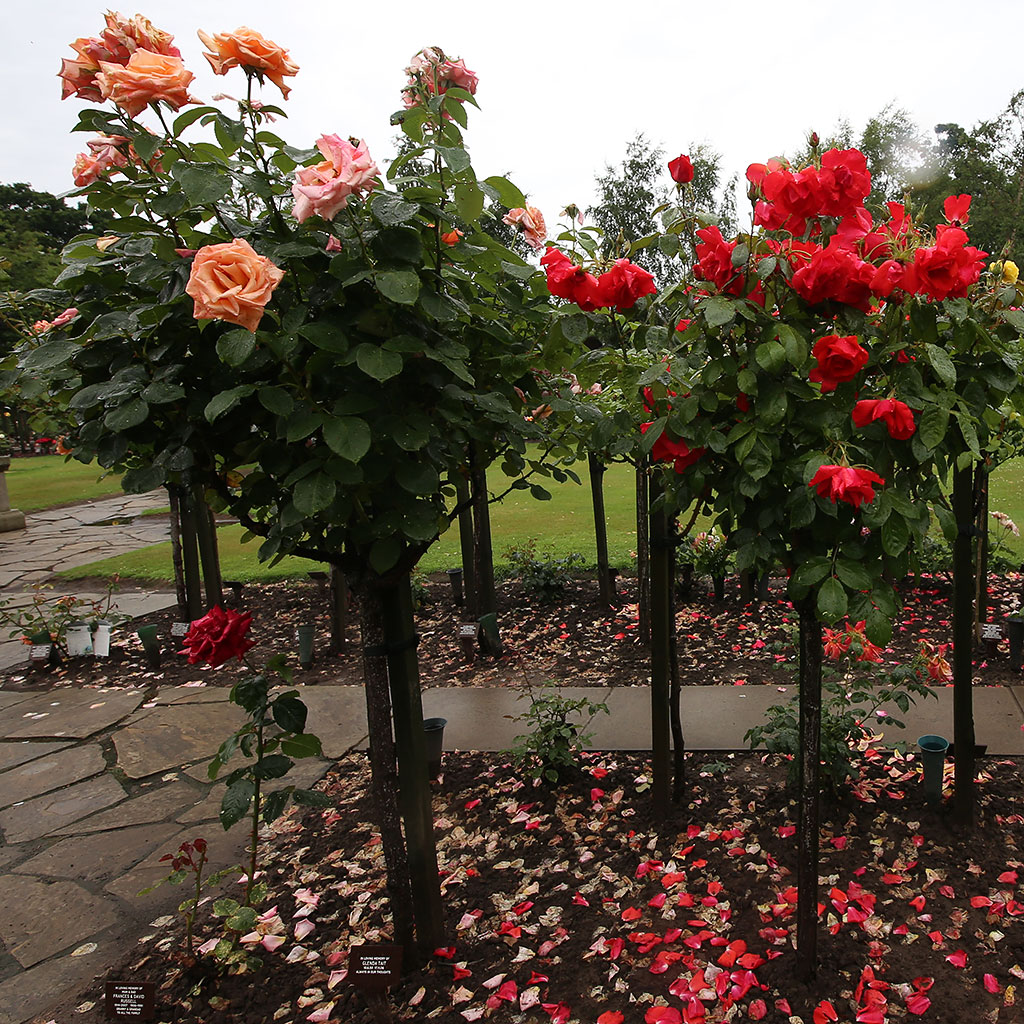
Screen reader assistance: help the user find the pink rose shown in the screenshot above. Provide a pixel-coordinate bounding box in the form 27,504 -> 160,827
503,206 -> 547,251
96,50 -> 196,118
51,308 -> 79,328
401,48 -> 478,109
292,136 -> 379,223
185,239 -> 284,332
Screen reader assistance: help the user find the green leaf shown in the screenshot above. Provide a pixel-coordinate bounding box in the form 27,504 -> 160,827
175,165 -> 232,206
777,324 -> 807,366
253,754 -> 294,781
924,343 -> 956,386
292,789 -> 334,808
918,406 -> 949,452
369,537 -> 400,573
205,386 -> 254,422
702,296 -> 735,328
482,175 -> 526,209
375,270 -> 420,305
437,146 -> 472,173
104,398 -> 149,431
261,788 -> 292,823
791,556 -> 831,591
225,906 -> 258,933
281,733 -> 323,759
754,340 -> 786,374
881,513 -> 910,556
865,607 -> 892,647
323,416 -> 371,462
22,341 -> 78,372
142,381 -> 184,404
219,779 -> 255,830
834,558 -> 873,591
817,577 -> 848,624
396,462 -> 439,495
933,503 -> 957,543
286,408 -> 323,443
371,193 -> 420,227
355,344 -> 404,381
298,321 -> 348,353
216,329 -> 256,367
453,182 -> 484,222
272,695 -> 308,733
293,473 -> 336,515
258,387 -> 294,417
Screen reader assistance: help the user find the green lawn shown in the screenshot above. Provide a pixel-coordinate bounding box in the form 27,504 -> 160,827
58,457 -> 1024,584
8,456 -> 123,513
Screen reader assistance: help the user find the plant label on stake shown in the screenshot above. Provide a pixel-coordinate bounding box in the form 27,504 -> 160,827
981,622 -> 1003,641
104,980 -> 155,1019
457,622 -> 479,661
171,621 -> 190,637
349,944 -> 402,1022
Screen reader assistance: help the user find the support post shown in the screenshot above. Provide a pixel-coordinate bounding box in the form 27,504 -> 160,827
589,452 -> 614,608
952,461 -> 977,826
649,473 -> 671,814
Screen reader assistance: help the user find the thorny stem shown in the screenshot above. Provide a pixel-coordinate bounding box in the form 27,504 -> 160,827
244,73 -> 287,234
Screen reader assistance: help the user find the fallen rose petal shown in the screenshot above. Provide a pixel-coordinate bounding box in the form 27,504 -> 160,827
294,919 -> 315,941
945,950 -> 968,967
645,1007 -> 682,1024
985,974 -> 1002,994
813,1002 -> 839,1024
906,992 -> 931,1015
306,1004 -> 335,1023
748,998 -> 767,1020
261,934 -> 286,952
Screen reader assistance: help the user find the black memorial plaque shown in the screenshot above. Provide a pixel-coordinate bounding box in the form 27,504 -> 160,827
105,981 -> 155,1019
349,943 -> 402,991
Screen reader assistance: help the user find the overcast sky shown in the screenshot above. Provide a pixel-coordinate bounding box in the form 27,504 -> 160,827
4,0 -> 1024,230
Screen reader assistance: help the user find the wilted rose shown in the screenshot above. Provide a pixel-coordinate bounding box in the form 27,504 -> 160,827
503,206 -> 546,251
185,238 -> 284,332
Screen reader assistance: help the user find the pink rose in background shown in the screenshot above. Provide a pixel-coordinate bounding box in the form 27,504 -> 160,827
402,47 -> 478,109
292,136 -> 379,223
96,50 -> 196,118
51,308 -> 79,329
503,206 -> 547,251
185,238 -> 284,332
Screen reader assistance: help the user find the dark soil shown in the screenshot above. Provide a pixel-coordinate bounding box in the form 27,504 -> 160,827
16,570 -> 1024,1024
57,748 -> 1024,1024
5,570 -> 1024,693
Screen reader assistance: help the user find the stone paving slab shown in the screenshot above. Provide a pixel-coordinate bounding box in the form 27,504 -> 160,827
0,775 -> 127,844
0,950 -> 105,1024
0,689 -> 145,740
13,821 -> 182,884
152,684 -> 232,705
113,703 -> 245,779
51,779 -> 201,836
0,740 -> 70,773
0,744 -> 106,809
0,875 -> 121,968
293,686 -> 369,758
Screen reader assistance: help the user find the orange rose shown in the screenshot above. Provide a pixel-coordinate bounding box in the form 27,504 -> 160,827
96,50 -> 196,118
185,239 -> 284,332
197,28 -> 299,100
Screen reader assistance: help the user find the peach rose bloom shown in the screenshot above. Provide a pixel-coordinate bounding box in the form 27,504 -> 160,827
503,206 -> 547,251
185,239 -> 284,332
59,13 -> 179,102
292,136 -> 379,223
97,50 -> 196,118
198,28 -> 299,100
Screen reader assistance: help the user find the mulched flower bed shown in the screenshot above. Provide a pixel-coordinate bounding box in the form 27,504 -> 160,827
58,747 -> 1024,1024
5,570 -> 1023,693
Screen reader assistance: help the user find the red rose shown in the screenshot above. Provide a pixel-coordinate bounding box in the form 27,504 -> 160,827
791,240 -> 875,310
851,398 -> 916,440
816,148 -> 871,219
540,247 -> 602,311
694,225 -> 742,294
595,259 -> 657,311
870,259 -> 909,298
668,154 -> 694,184
808,334 -> 869,392
809,464 -> 885,508
906,225 -> 986,301
179,605 -> 255,668
943,194 -> 971,227
641,422 -> 704,473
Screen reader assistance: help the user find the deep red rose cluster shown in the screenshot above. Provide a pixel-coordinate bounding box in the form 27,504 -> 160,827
640,422 -> 705,473
541,249 -> 656,312
809,464 -> 885,508
852,398 -> 916,440
808,335 -> 869,392
179,605 -> 255,668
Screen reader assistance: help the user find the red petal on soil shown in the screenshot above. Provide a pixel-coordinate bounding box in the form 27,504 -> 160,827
748,999 -> 767,1020
542,1003 -> 571,1024
664,928 -> 683,943
970,895 -> 994,908
906,993 -> 931,1016
778,825 -> 796,838
908,896 -> 926,911
621,907 -> 643,921
453,966 -> 472,980
464,799 -> 481,809
717,940 -> 747,967
607,938 -> 625,959
512,901 -> 534,916
813,1001 -> 839,1024
527,972 -> 548,986
572,892 -> 589,906
831,836 -> 848,849
434,947 -> 456,959
945,950 -> 968,967
649,893 -> 667,909
998,870 -> 1018,884
984,973 -> 1001,993
645,1007 -> 683,1024
938,884 -> 956,897
597,1014 -> 625,1024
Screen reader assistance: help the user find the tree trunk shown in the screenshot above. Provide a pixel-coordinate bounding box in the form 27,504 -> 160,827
667,515 -> 685,801
167,485 -> 188,618
589,452 -> 614,609
974,462 -> 990,634
329,565 -> 349,653
177,491 -> 204,620
796,597 -> 823,981
455,471 -> 479,619
381,574 -> 445,957
469,447 -> 498,653
191,484 -> 223,610
357,585 -> 416,959
649,473 -> 671,814
636,459 -> 651,644
952,462 -> 977,826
